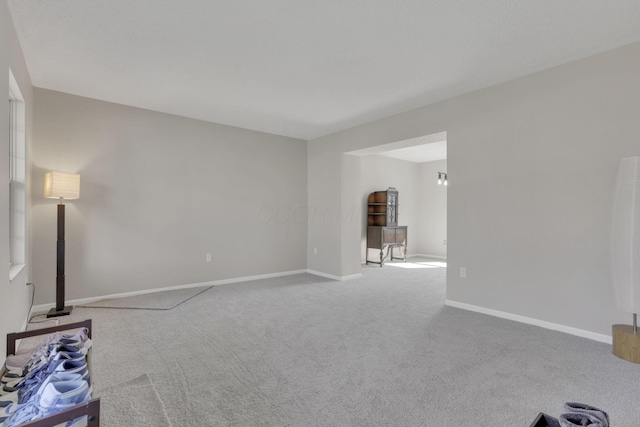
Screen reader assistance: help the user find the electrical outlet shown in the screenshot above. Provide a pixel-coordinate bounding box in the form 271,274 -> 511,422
206,253 -> 212,263
313,247 -> 318,255
460,267 -> 466,278
443,240 -> 447,245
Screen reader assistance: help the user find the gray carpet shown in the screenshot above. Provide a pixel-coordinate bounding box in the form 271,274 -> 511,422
33,259 -> 640,426
95,374 -> 172,427
79,286 -> 212,310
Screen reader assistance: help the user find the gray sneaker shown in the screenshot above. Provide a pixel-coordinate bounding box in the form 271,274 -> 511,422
2,379 -> 90,427
559,412 -> 605,427
563,402 -> 609,427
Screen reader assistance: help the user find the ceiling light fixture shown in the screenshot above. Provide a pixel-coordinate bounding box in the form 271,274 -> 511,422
437,172 -> 448,186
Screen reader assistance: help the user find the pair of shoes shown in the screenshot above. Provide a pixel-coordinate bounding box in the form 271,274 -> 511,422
558,402 -> 609,427
1,339 -> 90,403
49,346 -> 87,366
0,361 -> 51,404
0,376 -> 90,427
5,328 -> 91,372
18,358 -> 90,405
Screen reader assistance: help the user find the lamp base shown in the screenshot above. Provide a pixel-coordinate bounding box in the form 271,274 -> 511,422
47,306 -> 73,318
612,324 -> 640,364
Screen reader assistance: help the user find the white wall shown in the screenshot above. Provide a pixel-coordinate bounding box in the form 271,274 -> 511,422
360,155 -> 418,262
416,160 -> 447,258
308,42 -> 640,337
31,89 -> 307,304
1,0 -> 34,363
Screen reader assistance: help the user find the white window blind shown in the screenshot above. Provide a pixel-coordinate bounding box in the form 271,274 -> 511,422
9,69 -> 26,280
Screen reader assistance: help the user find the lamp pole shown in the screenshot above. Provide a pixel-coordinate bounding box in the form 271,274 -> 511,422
44,171 -> 79,318
48,199 -> 71,317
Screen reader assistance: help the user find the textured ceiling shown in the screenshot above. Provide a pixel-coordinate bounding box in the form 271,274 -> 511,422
8,1 -> 640,140
378,140 -> 447,164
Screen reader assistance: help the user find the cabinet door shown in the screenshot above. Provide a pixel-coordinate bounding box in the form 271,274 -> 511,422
387,193 -> 398,225
396,227 -> 407,244
367,227 -> 383,249
382,228 -> 396,244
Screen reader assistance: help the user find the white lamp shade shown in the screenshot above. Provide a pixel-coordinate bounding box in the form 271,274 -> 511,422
611,156 -> 640,313
44,171 -> 80,200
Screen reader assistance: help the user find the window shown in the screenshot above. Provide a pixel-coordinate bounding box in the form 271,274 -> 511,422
9,69 -> 26,280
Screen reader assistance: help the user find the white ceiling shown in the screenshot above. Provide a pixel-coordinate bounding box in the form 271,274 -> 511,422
8,1 -> 640,140
378,140 -> 447,164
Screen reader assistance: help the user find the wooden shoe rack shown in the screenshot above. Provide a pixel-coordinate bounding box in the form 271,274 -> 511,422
3,319 -> 101,427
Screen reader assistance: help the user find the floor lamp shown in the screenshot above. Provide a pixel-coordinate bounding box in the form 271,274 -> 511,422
44,171 -> 80,318
611,156 -> 640,363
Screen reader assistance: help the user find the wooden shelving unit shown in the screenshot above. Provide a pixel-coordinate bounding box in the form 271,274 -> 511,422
3,319 -> 101,427
367,187 -> 398,226
366,187 -> 407,266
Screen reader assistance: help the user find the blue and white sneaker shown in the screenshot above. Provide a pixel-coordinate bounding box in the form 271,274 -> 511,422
12,359 -> 56,404
0,372 -> 82,417
5,328 -> 91,372
53,360 -> 89,382
50,359 -> 91,396
0,401 -> 19,422
2,379 -> 90,427
17,358 -> 89,404
51,350 -> 86,364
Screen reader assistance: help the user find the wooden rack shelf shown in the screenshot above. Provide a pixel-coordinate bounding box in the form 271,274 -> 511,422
367,187 -> 399,227
3,319 -> 101,427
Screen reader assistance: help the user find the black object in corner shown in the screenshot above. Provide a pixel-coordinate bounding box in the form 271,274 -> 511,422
529,412 -> 560,427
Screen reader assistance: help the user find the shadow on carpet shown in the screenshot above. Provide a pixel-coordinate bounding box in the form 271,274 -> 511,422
79,286 -> 212,310
95,374 -> 172,427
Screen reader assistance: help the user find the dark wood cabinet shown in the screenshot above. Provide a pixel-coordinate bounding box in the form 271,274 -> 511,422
366,226 -> 408,266
366,188 -> 407,266
367,187 -> 398,226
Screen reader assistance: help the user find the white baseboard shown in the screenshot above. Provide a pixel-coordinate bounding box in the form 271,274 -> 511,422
339,273 -> 362,281
445,299 -> 612,344
307,269 -> 362,281
361,254 -> 447,264
31,269 -> 309,313
409,253 -> 447,260
30,268 -> 366,314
